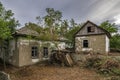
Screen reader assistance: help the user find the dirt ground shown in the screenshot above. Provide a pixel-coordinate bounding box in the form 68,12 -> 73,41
0,63 -> 109,80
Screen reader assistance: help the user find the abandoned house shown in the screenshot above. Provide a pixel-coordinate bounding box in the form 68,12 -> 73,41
0,20 -> 111,67
0,26 -> 67,67
74,21 -> 111,54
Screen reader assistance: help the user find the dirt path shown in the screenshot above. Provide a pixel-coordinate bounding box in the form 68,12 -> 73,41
0,64 -> 108,80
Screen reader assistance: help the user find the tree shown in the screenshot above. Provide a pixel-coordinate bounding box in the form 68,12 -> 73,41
36,8 -> 83,49
36,8 -> 66,54
0,2 -> 19,69
25,22 -> 53,40
43,8 -> 63,51
70,18 -> 77,28
65,19 -> 82,43
60,20 -> 69,37
65,26 -> 80,42
44,8 -> 62,37
25,22 -> 43,34
110,34 -> 120,49
100,20 -> 118,33
36,8 -> 63,41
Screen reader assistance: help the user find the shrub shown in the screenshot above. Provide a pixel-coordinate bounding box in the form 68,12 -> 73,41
83,56 -> 120,76
98,59 -> 120,75
111,76 -> 120,80
84,56 -> 103,69
111,68 -> 120,76
101,59 -> 119,69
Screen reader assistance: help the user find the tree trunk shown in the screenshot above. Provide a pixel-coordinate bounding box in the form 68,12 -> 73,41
3,48 -> 6,70
1,42 -> 6,70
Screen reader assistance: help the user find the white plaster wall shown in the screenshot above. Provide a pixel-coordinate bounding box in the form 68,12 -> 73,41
76,37 -> 93,52
19,39 -> 42,45
32,59 -> 39,63
9,40 -> 16,62
106,36 -> 109,52
18,39 -> 66,64
42,41 -> 66,50
82,48 -> 93,51
75,37 -> 82,52
75,36 -> 93,52
0,40 -> 15,60
58,42 -> 66,50
18,39 -> 42,64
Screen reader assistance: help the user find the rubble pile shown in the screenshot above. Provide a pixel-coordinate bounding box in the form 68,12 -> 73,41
50,50 -> 74,67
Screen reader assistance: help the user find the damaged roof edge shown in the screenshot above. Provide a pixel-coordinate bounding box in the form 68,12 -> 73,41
74,20 -> 111,38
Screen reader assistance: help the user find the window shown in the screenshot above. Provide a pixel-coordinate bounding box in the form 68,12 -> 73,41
31,46 -> 38,58
43,47 -> 48,58
83,40 -> 88,48
87,26 -> 94,32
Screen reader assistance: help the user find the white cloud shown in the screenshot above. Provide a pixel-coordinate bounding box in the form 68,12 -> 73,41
85,0 -> 120,23
114,14 -> 120,25
1,0 -> 120,27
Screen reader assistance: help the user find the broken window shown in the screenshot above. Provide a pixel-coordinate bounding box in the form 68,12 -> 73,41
43,47 -> 48,58
31,46 -> 38,58
87,26 -> 95,32
83,40 -> 88,48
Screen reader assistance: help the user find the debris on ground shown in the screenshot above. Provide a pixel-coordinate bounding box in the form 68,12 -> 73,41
0,71 -> 11,80
50,50 -> 74,67
1,65 -> 107,80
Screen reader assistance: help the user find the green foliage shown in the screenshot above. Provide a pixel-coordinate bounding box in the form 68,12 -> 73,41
110,34 -> 120,49
100,20 -> 118,33
0,2 -> 19,69
70,18 -> 77,28
43,8 -> 62,41
100,21 -> 120,49
0,19 -> 11,39
35,8 -> 82,49
84,56 -> 120,76
111,68 -> 120,75
25,22 -> 43,34
44,8 -> 62,27
110,76 -> 120,80
65,19 -> 82,42
98,59 -> 120,75
65,26 -> 80,42
0,2 -> 19,40
35,8 -> 82,45
60,20 -> 69,36
84,56 -> 103,69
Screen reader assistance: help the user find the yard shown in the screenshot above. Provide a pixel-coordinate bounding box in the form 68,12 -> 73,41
1,52 -> 120,80
0,62 -> 109,80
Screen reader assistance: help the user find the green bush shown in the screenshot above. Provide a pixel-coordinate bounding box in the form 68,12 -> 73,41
84,56 -> 120,76
84,56 -> 103,69
111,76 -> 120,80
110,34 -> 120,49
111,68 -> 120,75
101,60 -> 119,69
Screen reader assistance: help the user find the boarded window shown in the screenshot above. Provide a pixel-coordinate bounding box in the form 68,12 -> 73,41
87,26 -> 94,32
31,46 -> 38,58
43,47 -> 48,58
83,40 -> 88,48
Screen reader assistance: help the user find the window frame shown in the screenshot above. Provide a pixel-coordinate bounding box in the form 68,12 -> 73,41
87,26 -> 95,33
31,46 -> 38,59
83,40 -> 89,48
43,47 -> 48,58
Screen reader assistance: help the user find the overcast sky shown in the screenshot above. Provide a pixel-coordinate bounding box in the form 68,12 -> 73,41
1,0 -> 120,28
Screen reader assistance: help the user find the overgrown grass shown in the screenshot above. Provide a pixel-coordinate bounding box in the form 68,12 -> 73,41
83,55 -> 120,77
